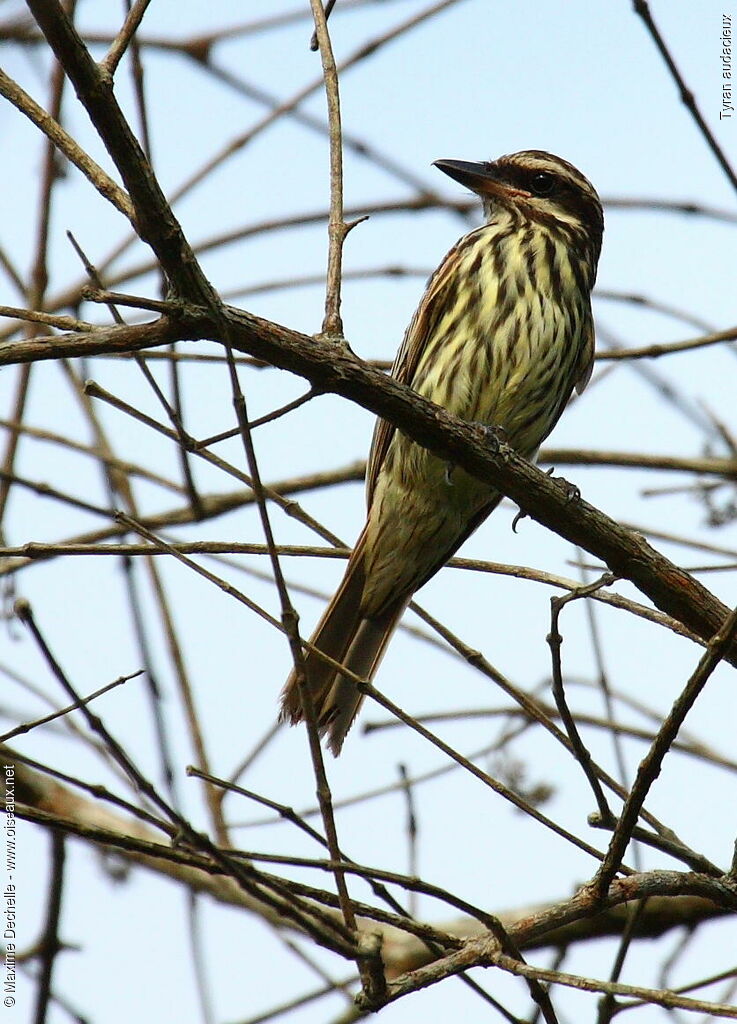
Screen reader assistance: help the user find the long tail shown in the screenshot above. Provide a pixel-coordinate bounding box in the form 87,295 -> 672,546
280,529 -> 407,756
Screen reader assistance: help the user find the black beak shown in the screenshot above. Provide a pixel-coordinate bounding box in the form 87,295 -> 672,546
434,159 -> 529,200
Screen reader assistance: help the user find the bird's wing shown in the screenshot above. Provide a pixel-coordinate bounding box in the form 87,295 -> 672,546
574,304 -> 595,394
365,237 -> 471,505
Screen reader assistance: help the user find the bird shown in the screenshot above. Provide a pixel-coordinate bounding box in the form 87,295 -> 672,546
280,149 -> 604,755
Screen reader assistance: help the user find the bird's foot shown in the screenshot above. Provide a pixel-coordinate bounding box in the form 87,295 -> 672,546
446,424 -> 508,484
473,422 -> 509,457
546,467 -> 581,505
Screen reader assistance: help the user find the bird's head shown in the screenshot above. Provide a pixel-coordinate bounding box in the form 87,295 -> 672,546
434,149 -> 604,264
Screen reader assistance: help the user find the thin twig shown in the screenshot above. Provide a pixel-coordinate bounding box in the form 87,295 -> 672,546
398,764 -> 418,918
14,598 -> 355,953
0,671 -> 141,742
220,328 -> 359,939
0,68 -> 133,220
632,1 -> 737,193
32,832 -> 66,1024
593,602 -> 737,896
100,0 -> 152,76
547,574 -> 617,822
310,0 -> 348,337
595,324 -> 737,362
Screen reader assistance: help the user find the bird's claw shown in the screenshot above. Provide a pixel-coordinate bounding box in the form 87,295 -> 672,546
547,467 -> 581,505
562,481 -> 581,504
511,507 -> 528,533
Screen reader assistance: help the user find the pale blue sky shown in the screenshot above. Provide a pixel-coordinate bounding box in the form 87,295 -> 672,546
2,2 -> 736,1021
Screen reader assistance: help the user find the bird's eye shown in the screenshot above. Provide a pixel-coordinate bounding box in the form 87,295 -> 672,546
530,172 -> 555,196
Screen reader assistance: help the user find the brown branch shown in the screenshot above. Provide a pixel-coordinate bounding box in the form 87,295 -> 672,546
0,305 -> 96,332
541,448 -> 737,480
0,318 -> 178,364
595,325 -> 737,361
593,602 -> 737,896
10,754 -> 733,974
366,703 -> 737,776
13,601 -> 355,955
0,538 -> 706,648
369,870 -> 737,1012
0,415 -> 184,494
0,68 -> 133,221
490,953 -> 737,1019
28,0 -> 218,305
1,191 -> 733,340
3,307 -> 736,667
